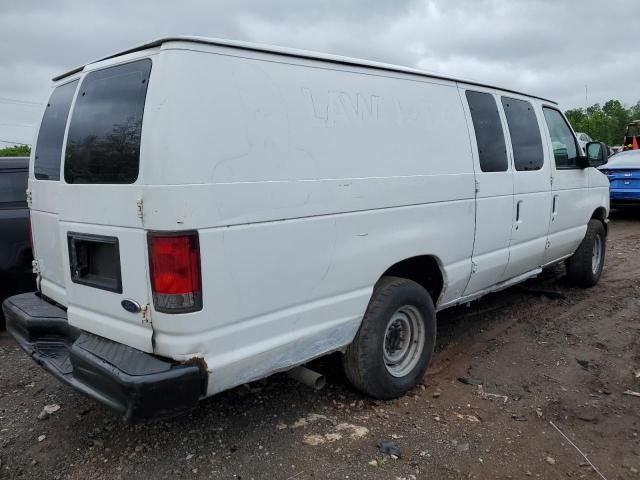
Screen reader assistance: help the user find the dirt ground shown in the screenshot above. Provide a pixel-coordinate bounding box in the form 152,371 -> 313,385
1,210 -> 639,480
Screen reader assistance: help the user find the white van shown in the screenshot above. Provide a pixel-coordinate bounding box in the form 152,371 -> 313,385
3,37 -> 610,421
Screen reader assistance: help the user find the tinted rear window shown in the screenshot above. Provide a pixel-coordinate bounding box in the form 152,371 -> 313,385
501,97 -> 544,171
34,80 -> 78,180
466,91 -> 508,172
64,59 -> 151,184
0,170 -> 28,205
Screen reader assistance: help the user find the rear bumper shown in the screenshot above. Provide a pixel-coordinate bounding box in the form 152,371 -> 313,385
611,190 -> 640,204
2,292 -> 206,422
611,198 -> 640,207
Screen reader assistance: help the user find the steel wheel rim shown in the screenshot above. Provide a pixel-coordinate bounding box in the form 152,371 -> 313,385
592,235 -> 602,275
383,305 -> 425,378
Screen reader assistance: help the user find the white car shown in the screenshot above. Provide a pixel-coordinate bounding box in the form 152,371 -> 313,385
576,132 -> 593,153
2,37 -> 610,421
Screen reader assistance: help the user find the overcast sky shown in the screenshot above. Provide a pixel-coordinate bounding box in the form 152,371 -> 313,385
1,0 -> 637,146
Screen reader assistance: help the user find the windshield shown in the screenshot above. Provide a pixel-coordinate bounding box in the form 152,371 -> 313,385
64,59 -> 152,184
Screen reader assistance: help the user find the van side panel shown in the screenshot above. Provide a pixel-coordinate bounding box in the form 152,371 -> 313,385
143,47 -> 476,393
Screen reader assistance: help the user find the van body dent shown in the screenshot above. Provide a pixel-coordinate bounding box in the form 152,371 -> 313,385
3,37 -> 610,421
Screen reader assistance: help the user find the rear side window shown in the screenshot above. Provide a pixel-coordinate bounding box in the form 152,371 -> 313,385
501,97 -> 544,171
466,91 -> 508,172
0,170 -> 28,206
64,59 -> 152,184
34,80 -> 78,180
543,108 -> 579,169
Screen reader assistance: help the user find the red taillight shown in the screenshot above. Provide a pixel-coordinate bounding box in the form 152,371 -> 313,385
147,232 -> 202,313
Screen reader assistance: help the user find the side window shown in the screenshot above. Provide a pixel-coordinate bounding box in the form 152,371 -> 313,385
501,97 -> 544,171
465,91 -> 508,172
542,108 -> 579,169
34,80 -> 79,180
0,170 -> 28,206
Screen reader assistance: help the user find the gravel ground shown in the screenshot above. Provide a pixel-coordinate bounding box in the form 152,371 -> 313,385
1,209 -> 639,479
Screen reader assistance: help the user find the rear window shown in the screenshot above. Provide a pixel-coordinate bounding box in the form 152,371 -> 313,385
64,59 -> 152,184
627,125 -> 640,137
501,97 -> 544,171
34,80 -> 78,180
0,170 -> 28,205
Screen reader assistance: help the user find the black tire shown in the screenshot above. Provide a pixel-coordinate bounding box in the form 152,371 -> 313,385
342,276 -> 436,400
565,219 -> 606,288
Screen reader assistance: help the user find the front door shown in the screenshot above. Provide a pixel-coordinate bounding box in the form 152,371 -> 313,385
540,106 -> 590,263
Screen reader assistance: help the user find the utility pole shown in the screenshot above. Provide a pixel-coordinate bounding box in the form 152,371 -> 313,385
585,85 -> 588,108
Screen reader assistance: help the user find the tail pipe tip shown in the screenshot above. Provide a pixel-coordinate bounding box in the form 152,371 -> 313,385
287,366 -> 326,391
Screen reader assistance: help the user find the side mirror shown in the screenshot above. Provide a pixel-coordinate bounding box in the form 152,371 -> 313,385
585,141 -> 608,167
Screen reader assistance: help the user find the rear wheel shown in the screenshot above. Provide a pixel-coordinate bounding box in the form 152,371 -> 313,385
342,276 -> 436,399
565,219 -> 606,288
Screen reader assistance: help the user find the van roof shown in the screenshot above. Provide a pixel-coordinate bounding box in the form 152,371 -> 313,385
53,36 -> 557,105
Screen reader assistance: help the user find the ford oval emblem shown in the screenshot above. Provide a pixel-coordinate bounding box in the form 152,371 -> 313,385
121,299 -> 141,314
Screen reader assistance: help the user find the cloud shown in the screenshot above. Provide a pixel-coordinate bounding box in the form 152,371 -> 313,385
0,0 -> 637,145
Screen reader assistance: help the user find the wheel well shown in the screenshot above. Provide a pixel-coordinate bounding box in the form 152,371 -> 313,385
381,256 -> 444,304
591,207 -> 607,235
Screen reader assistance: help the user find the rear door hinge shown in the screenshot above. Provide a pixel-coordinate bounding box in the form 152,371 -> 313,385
32,259 -> 40,275
545,239 -> 551,250
141,304 -> 151,325
471,261 -> 478,274
474,180 -> 480,194
136,198 -> 144,219
550,175 -> 554,187
26,188 -> 33,207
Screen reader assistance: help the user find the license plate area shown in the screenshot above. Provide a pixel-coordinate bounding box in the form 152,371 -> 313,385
67,233 -> 122,293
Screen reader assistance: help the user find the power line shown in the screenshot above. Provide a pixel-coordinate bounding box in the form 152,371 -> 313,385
0,97 -> 41,107
0,139 -> 31,146
0,122 -> 35,128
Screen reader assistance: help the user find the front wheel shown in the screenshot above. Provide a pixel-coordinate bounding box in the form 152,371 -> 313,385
342,276 -> 436,400
565,219 -> 606,288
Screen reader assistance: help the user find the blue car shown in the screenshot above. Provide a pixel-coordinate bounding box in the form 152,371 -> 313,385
599,150 -> 640,207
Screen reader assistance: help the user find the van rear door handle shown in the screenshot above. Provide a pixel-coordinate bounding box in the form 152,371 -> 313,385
515,200 -> 523,229
552,195 -> 559,218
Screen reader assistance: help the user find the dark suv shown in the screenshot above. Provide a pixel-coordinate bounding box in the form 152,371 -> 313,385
0,157 -> 34,324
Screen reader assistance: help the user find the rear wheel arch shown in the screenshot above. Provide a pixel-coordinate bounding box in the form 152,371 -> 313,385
378,255 -> 445,306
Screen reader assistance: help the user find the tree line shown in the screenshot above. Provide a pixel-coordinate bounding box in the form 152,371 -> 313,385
0,144 -> 30,157
565,100 -> 640,147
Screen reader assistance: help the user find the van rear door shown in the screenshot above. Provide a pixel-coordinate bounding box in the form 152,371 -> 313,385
31,58 -> 155,352
31,79 -> 79,303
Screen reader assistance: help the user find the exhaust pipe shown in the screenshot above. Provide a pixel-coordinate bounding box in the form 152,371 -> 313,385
287,366 -> 326,391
